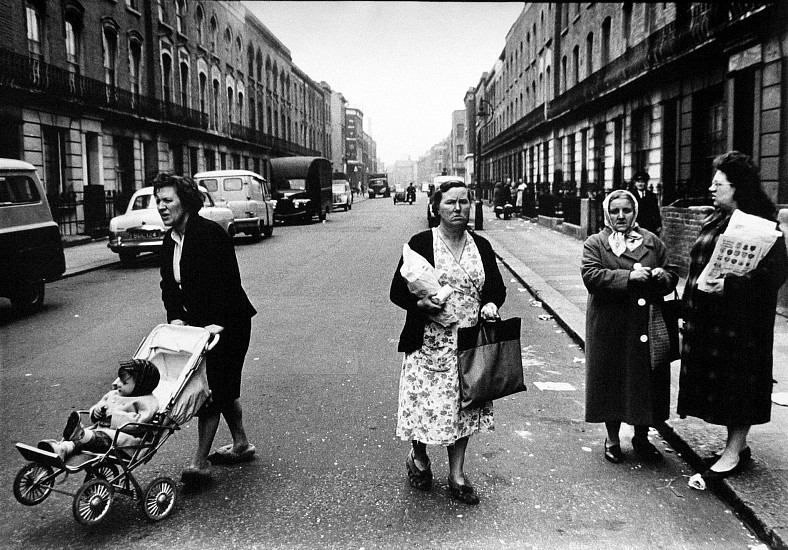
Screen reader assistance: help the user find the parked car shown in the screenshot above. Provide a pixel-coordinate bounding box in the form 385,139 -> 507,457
332,180 -> 353,211
108,186 -> 233,264
0,158 -> 66,313
427,175 -> 464,227
193,170 -> 275,241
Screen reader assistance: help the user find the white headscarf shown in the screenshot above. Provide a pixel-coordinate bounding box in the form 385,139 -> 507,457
603,189 -> 643,257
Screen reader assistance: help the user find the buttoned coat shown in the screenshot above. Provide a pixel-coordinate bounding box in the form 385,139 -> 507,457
581,227 -> 678,425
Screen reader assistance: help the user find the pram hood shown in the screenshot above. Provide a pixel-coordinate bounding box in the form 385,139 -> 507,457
133,324 -> 213,425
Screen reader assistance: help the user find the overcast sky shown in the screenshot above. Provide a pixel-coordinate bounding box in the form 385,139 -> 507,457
242,1 -> 524,168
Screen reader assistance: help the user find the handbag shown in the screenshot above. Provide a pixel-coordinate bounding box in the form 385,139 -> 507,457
456,317 -> 527,410
660,291 -> 682,362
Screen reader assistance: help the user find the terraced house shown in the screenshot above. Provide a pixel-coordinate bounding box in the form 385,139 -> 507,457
0,0 -> 335,236
471,2 -> 788,277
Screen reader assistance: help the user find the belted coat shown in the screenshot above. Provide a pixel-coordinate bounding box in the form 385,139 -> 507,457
581,227 -> 678,425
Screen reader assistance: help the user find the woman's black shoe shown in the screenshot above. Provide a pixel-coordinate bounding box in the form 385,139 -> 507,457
448,476 -> 480,505
631,436 -> 663,462
406,450 -> 432,491
703,446 -> 751,467
604,439 -> 623,464
701,457 -> 746,482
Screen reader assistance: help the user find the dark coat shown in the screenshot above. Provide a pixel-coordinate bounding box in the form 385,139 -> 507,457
631,189 -> 662,234
581,227 -> 678,425
160,214 -> 256,328
390,229 -> 506,353
678,213 -> 788,426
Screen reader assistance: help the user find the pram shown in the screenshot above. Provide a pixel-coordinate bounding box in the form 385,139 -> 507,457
13,324 -> 216,525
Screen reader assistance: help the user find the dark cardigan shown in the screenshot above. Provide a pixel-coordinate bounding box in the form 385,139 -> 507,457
389,229 -> 507,353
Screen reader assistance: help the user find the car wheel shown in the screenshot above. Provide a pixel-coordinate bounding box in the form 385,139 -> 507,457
262,223 -> 273,237
250,224 -> 262,242
118,252 -> 136,265
346,204 -> 351,211
10,280 -> 45,314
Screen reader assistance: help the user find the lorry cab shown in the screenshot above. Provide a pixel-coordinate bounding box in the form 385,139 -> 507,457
0,159 -> 66,313
193,170 -> 274,241
270,157 -> 332,223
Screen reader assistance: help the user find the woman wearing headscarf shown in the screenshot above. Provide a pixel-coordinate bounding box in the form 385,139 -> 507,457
581,189 -> 679,464
678,152 -> 788,481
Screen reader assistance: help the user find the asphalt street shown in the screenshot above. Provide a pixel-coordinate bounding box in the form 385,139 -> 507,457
0,194 -> 764,549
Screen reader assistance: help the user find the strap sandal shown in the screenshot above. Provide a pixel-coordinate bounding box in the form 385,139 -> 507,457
405,449 -> 433,491
448,476 -> 480,505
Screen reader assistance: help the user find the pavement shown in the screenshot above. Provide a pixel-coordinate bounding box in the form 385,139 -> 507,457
56,197 -> 788,548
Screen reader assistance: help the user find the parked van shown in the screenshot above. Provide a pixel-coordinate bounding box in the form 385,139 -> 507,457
0,159 -> 66,313
270,157 -> 332,223
193,170 -> 275,241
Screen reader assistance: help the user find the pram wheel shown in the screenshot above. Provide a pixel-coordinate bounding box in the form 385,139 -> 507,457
142,477 -> 177,521
14,462 -> 55,506
85,463 -> 119,483
73,479 -> 114,525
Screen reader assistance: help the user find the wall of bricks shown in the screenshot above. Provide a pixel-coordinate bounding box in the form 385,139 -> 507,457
660,206 -> 712,277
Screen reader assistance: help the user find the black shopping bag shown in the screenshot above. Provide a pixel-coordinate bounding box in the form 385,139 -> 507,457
661,294 -> 682,362
456,317 -> 526,410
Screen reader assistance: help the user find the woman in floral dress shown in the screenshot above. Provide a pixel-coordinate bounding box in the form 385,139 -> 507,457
390,180 -> 506,505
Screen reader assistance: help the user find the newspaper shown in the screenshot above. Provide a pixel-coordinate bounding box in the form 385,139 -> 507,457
399,244 -> 457,326
698,209 -> 782,292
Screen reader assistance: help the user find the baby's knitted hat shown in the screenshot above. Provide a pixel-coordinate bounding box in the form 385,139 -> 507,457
118,359 -> 160,397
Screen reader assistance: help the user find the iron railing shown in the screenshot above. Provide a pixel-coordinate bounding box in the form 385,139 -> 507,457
47,189 -> 125,237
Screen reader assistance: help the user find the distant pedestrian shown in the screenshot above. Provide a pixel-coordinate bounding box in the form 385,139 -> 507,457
629,171 -> 662,235
154,172 -> 257,485
678,152 -> 788,483
390,179 -> 506,505
581,189 -> 679,464
515,179 -> 526,215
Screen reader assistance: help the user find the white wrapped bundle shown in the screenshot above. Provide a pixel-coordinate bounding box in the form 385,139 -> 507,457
400,244 -> 457,326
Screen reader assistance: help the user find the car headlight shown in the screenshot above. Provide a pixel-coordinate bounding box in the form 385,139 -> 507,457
293,199 -> 310,207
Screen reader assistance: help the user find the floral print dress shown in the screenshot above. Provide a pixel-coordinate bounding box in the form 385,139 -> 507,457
396,229 -> 494,445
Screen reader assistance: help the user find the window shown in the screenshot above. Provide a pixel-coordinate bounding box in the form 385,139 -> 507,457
199,72 -> 207,114
572,45 -> 580,85
456,144 -> 464,157
210,17 -> 218,52
561,55 -> 567,94
0,175 -> 40,205
227,85 -> 233,123
622,3 -> 633,45
238,91 -> 244,125
179,62 -> 189,106
126,0 -> 139,10
601,18 -> 611,66
224,27 -> 232,57
236,37 -> 242,68
103,27 -> 118,87
691,86 -> 727,195
212,79 -> 220,129
162,53 -> 172,103
195,5 -> 204,44
174,0 -> 185,33
631,107 -> 651,174
157,0 -> 168,24
26,4 -> 42,60
65,20 -> 80,67
129,40 -> 142,99
586,32 -> 594,77
593,122 -> 606,190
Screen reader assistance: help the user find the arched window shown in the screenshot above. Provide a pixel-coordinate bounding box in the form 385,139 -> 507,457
586,32 -> 594,77
174,0 -> 185,33
622,3 -> 632,45
247,43 -> 254,77
129,39 -> 142,98
235,37 -> 242,68
199,72 -> 207,114
573,45 -> 580,85
224,27 -> 232,57
195,5 -> 204,44
65,18 -> 81,69
561,55 -> 567,94
161,52 -> 172,103
210,16 -> 218,52
212,78 -> 220,129
227,84 -> 234,123
601,17 -> 611,66
103,25 -> 118,87
179,61 -> 189,106
256,50 -> 263,82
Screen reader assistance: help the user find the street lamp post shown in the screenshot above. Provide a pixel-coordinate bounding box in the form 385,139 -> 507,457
475,99 -> 493,231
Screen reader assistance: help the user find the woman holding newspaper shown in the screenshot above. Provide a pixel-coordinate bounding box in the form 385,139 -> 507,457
390,180 -> 506,505
678,152 -> 788,482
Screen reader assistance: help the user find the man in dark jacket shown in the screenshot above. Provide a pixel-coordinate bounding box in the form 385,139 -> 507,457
630,171 -> 662,235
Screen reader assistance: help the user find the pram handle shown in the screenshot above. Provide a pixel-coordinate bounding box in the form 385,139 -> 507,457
206,333 -> 220,351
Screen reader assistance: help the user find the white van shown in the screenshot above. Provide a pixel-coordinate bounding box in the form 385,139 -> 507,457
0,159 -> 66,313
193,170 -> 274,241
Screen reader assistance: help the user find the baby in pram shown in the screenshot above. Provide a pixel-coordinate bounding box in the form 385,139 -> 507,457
38,359 -> 160,461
